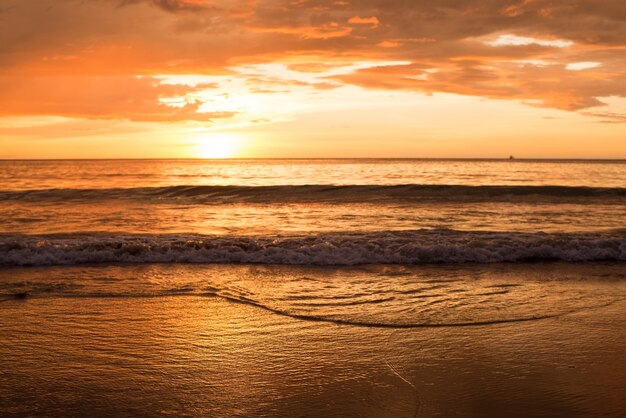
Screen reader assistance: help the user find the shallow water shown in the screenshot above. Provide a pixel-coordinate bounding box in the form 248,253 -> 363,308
2,263 -> 625,327
1,263 -> 625,417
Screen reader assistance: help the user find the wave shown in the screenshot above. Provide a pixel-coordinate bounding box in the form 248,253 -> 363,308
6,288 -> 623,329
1,184 -> 624,204
1,230 -> 624,266
0,289 -> 602,328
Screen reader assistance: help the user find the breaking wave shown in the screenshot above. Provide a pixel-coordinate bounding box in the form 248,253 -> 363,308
1,229 -> 624,266
1,184 -> 624,204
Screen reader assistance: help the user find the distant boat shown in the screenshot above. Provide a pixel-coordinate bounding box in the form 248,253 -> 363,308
509,155 -> 515,160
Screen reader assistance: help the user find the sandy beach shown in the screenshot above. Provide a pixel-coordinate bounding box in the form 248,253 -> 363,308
1,263 -> 625,417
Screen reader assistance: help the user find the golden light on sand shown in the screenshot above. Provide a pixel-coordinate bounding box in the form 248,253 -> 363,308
193,133 -> 247,159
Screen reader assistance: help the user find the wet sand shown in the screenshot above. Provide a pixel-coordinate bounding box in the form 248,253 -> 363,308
1,265 -> 625,417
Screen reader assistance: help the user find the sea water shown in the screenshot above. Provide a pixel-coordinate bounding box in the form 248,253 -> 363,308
1,159 -> 625,416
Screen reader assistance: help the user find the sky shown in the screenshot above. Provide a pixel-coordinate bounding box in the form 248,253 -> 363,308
1,0 -> 625,159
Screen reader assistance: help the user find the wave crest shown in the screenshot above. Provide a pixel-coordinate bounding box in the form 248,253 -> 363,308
1,184 -> 624,204
1,230 -> 624,266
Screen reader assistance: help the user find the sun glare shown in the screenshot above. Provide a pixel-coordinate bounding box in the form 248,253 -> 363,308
193,134 -> 247,159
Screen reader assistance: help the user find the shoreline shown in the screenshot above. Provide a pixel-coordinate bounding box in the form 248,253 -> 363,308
1,285 -> 625,417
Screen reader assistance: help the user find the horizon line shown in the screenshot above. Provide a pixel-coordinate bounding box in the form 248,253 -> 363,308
0,157 -> 625,162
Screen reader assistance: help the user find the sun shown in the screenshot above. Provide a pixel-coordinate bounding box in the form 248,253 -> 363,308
193,133 -> 246,159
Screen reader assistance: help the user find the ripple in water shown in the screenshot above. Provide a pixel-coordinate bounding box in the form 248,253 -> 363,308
1,263 -> 624,328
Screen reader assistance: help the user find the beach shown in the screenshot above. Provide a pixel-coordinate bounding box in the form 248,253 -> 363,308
0,159 -> 624,416
1,263 -> 625,417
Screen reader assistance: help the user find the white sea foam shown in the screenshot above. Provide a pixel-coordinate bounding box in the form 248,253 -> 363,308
1,230 -> 624,266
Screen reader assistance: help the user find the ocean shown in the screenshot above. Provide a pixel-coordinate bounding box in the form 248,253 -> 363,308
1,159 -> 625,264
1,159 -> 625,416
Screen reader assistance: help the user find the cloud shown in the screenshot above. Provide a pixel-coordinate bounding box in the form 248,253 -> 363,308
0,0 -> 625,121
566,61 -> 602,71
583,111 -> 626,123
486,34 -> 573,48
0,118 -> 145,139
330,59 -> 626,111
120,0 -> 213,12
0,76 -> 234,122
348,16 -> 380,28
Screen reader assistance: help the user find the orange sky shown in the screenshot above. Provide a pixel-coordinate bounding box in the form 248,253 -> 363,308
1,0 -> 625,158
